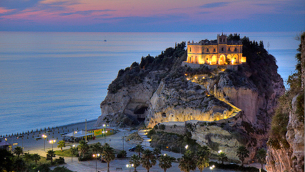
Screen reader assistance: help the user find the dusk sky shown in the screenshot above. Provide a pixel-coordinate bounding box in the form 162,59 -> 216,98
0,0 -> 304,32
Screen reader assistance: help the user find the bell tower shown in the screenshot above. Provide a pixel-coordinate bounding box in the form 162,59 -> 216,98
217,33 -> 227,44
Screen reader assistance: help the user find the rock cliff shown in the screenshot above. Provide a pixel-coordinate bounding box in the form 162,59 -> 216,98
97,35 -> 285,162
266,32 -> 304,172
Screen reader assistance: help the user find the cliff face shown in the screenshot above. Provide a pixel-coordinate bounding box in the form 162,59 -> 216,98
266,95 -> 304,172
266,33 -> 304,172
97,36 -> 285,162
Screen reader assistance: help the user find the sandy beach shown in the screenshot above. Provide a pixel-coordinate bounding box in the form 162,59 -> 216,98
2,119 -> 98,155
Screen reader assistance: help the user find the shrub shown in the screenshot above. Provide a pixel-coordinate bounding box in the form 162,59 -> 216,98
117,150 -> 127,158
54,157 -> 65,164
78,153 -> 93,161
159,124 -> 166,130
146,129 -> 156,138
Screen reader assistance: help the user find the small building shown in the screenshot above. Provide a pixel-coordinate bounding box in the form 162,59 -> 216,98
87,128 -> 114,138
0,137 -> 10,150
62,130 -> 94,142
186,33 -> 246,65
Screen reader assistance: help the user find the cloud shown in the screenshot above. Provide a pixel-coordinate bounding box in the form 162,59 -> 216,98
200,2 -> 230,8
0,0 -> 42,11
60,9 -> 115,16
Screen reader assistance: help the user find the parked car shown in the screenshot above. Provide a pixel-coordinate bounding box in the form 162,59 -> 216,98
129,146 -> 136,152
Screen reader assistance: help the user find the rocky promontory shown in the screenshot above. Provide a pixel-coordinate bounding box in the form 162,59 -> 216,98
97,34 -> 285,162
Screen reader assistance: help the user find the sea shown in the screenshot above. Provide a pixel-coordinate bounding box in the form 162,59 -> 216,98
0,32 -> 300,136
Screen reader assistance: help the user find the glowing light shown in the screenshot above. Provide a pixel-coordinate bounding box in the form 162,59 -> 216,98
185,145 -> 188,149
218,150 -> 222,154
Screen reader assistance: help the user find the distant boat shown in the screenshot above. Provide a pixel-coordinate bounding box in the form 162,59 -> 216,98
104,40 -> 107,42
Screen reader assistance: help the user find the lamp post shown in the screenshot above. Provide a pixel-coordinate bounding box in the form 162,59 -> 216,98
49,139 -> 56,151
103,124 -> 106,143
126,164 -> 134,172
72,145 -> 75,163
42,134 -> 47,151
92,153 -> 100,172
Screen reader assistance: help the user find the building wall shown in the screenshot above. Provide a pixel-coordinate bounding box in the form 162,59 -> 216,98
186,35 -> 246,65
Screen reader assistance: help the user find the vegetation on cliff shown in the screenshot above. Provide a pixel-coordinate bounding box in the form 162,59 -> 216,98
107,42 -> 186,93
267,32 -> 304,149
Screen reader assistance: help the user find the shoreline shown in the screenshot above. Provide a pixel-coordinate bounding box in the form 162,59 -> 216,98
1,118 -> 98,138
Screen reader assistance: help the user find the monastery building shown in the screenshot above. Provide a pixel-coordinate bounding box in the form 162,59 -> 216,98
186,34 -> 246,65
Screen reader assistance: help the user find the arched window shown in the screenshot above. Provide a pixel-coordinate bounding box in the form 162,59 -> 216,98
213,49 -> 216,52
221,47 -> 224,51
228,48 -> 230,51
234,48 -> 237,52
190,47 -> 191,52
207,48 -> 209,52
220,38 -> 222,42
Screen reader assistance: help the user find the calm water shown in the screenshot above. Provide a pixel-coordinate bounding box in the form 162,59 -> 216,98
0,32 -> 299,135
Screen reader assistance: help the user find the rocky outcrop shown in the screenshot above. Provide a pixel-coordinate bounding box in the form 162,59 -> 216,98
266,95 -> 304,172
97,36 -> 285,163
266,33 -> 304,172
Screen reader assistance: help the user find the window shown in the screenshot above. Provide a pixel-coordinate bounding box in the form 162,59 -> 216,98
221,47 -> 224,51
213,49 -> 216,52
190,47 -> 191,52
220,38 -> 222,42
234,48 -> 237,52
228,48 -> 230,51
207,49 -> 209,52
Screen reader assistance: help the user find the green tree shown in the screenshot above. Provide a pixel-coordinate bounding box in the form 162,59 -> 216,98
24,153 -> 33,163
236,146 -> 249,167
36,163 -> 50,172
218,152 -> 228,165
129,154 -> 141,172
14,146 -> 23,158
0,149 -> 14,172
178,150 -> 196,172
14,158 -> 26,172
91,142 -> 102,154
47,150 -> 55,164
141,149 -> 156,172
57,140 -> 66,152
159,154 -> 175,172
153,148 -> 161,157
135,144 -> 144,157
78,140 -> 89,157
101,143 -> 115,172
196,146 -> 210,172
70,146 -> 78,157
32,154 -> 41,165
256,148 -> 266,170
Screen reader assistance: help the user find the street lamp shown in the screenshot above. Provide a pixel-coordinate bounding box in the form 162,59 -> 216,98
49,139 -> 56,151
93,153 -> 100,172
218,150 -> 222,154
42,134 -> 47,151
185,145 -> 188,150
209,165 -> 215,170
126,164 -> 134,172
71,145 -> 75,163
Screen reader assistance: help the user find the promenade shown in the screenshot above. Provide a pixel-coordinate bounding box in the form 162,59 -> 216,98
4,120 -> 261,171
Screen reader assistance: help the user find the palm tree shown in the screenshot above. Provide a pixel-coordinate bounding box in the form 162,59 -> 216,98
101,143 -> 115,172
196,146 -> 210,172
129,154 -> 141,172
13,146 -> 23,158
78,140 -> 89,157
91,142 -> 102,154
141,149 -> 156,172
236,146 -> 249,167
218,152 -> 228,164
57,140 -> 66,151
178,150 -> 196,172
256,148 -> 266,169
153,147 -> 161,157
159,154 -> 175,172
135,144 -> 144,157
0,149 -> 14,172
47,150 -> 55,163
24,153 -> 33,163
32,154 -> 41,165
